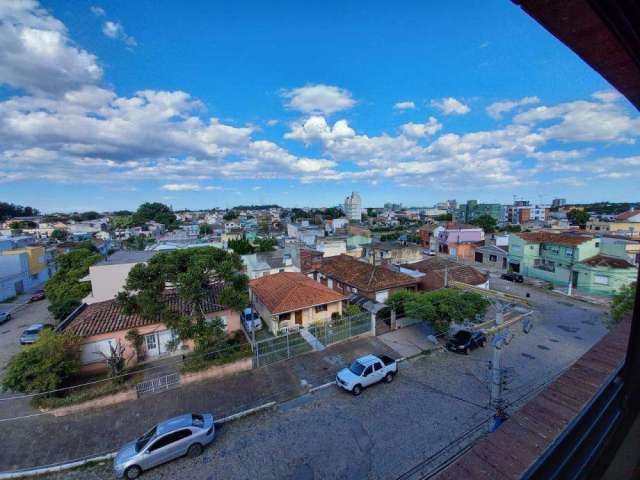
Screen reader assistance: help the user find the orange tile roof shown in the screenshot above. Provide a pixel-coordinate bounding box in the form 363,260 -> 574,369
249,272 -> 346,314
516,231 -> 594,247
445,223 -> 479,230
580,254 -> 636,269
316,254 -> 418,292
615,209 -> 640,221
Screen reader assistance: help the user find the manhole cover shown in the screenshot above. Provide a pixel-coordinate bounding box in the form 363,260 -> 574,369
537,345 -> 551,351
522,353 -> 536,360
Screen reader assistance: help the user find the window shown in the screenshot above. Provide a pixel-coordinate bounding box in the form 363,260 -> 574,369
315,304 -> 328,313
279,312 -> 291,321
595,242 -> 600,247
145,334 -> 157,352
363,366 -> 373,376
594,275 -> 609,285
148,429 -> 192,452
489,255 -> 497,262
565,249 -> 574,257
373,362 -> 382,372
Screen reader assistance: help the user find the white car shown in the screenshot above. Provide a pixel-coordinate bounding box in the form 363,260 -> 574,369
241,308 -> 263,331
336,354 -> 398,395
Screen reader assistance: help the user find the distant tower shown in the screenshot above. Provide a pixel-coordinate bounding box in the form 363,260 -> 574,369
344,192 -> 362,222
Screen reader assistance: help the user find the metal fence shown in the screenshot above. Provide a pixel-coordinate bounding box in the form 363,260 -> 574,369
307,312 -> 372,347
253,330 -> 313,368
135,372 -> 181,398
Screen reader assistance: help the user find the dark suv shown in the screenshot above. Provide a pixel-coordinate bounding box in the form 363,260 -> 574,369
446,330 -> 487,355
501,272 -> 524,283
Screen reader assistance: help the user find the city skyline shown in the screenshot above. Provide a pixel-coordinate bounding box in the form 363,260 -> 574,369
1,1 -> 639,212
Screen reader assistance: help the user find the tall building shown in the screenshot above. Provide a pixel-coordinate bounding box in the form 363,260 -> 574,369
503,201 -> 550,224
552,198 -> 567,208
344,192 -> 362,222
454,200 -> 502,223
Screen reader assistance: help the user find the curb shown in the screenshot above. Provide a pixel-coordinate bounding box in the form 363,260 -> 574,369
0,401 -> 277,479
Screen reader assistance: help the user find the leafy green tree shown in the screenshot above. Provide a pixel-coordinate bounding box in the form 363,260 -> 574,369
124,234 -> 149,251
255,237 -> 276,252
118,247 -> 248,349
0,202 -> 39,221
387,289 -> 418,316
199,223 -> 213,235
48,299 -> 81,321
79,211 -> 100,221
113,210 -> 133,216
10,220 -> 37,229
471,214 -> 498,233
131,202 -> 177,229
45,246 -> 102,306
434,214 -> 453,221
567,209 -> 590,226
1,330 -> 82,393
50,229 -> 68,241
223,210 -> 237,221
610,282 -> 636,327
502,224 -> 521,233
111,215 -> 133,229
228,238 -> 254,255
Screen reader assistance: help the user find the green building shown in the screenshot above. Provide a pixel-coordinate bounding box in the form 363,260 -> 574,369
507,232 -> 637,295
455,200 -> 503,224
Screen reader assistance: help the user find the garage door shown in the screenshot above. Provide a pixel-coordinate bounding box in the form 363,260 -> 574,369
81,338 -> 115,365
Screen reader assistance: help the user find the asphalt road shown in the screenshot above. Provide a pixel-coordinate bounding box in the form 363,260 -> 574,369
42,285 -> 609,480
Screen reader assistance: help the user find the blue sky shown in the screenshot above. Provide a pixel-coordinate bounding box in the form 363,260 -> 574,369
0,0 -> 638,212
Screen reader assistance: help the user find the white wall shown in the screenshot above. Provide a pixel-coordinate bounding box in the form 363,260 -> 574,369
84,262 -> 137,304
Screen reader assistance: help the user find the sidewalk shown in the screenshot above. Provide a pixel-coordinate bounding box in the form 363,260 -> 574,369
0,335 -> 398,472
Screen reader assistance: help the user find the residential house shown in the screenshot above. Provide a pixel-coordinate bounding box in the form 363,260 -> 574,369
315,237 -> 347,257
0,246 -> 52,300
82,250 -> 158,304
474,244 -> 509,271
362,240 -> 423,265
586,209 -> 640,238
242,248 -> 300,279
401,257 -> 490,291
60,284 -> 240,373
437,224 -> 484,260
249,272 -> 346,335
313,254 -> 418,303
508,231 -> 638,295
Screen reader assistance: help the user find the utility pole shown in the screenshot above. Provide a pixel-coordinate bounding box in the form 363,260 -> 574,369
489,307 -> 506,432
567,270 -> 573,297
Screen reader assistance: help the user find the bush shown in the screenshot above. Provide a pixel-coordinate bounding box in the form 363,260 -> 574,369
48,298 -> 81,321
388,290 -> 418,316
610,282 -> 636,327
1,331 -> 82,393
181,342 -> 252,373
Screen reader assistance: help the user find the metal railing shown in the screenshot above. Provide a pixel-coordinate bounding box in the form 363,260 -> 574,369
135,372 -> 181,398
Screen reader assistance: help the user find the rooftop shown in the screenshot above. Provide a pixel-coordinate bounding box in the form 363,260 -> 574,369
317,254 -> 418,292
95,250 -> 158,266
515,231 -> 594,247
401,258 -> 490,290
249,272 -> 346,315
580,254 -> 637,269
615,209 -> 640,221
64,284 -> 227,336
445,223 -> 479,230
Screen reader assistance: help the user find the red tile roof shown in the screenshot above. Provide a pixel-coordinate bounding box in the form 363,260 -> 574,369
249,272 -> 346,314
580,254 -> 636,269
65,284 -> 227,337
445,223 -> 479,230
615,209 -> 640,221
516,231 -> 594,247
316,254 -> 418,293
402,258 -> 490,290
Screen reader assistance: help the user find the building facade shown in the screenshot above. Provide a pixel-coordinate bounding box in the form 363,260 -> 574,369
344,192 -> 362,222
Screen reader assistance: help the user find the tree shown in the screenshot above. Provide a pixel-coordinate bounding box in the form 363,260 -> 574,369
567,209 -> 590,226
0,202 -> 39,221
111,215 -> 133,229
255,237 -> 276,252
228,238 -> 254,255
387,289 -> 418,316
50,229 -> 68,241
610,282 -> 636,327
10,220 -> 37,229
434,214 -> 453,221
471,214 -> 497,233
125,329 -> 145,361
48,298 -> 81,321
124,234 -> 149,251
97,340 -> 128,378
45,246 -> 102,306
223,210 -> 238,221
199,223 -> 213,235
502,224 -> 521,233
131,202 -> 177,229
1,330 -> 81,393
118,247 -> 248,350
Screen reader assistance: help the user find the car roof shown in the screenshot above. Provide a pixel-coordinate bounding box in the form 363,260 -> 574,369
26,323 -> 44,329
356,354 -> 380,366
156,414 -> 194,435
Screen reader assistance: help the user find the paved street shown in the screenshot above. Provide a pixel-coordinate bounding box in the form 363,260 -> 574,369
37,285 -> 608,480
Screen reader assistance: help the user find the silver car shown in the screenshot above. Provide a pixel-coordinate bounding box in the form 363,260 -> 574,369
19,323 -> 53,345
113,413 -> 215,479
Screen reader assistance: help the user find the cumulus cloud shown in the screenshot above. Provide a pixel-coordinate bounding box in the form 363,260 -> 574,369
430,97 -> 470,115
281,84 -> 355,115
90,6 -> 105,16
400,117 -> 442,138
394,101 -> 416,110
486,96 -> 539,119
102,20 -> 137,46
0,0 -> 102,94
160,183 -> 221,191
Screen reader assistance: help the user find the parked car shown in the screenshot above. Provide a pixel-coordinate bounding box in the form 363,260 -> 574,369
30,290 -> 46,301
445,330 -> 487,355
336,354 -> 398,396
19,323 -> 54,345
241,307 -> 262,331
0,311 -> 11,325
114,413 -> 215,479
423,249 -> 436,256
501,272 -> 524,283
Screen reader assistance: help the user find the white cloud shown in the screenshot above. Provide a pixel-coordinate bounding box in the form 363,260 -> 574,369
394,101 -> 416,110
430,97 -> 470,115
90,6 -> 105,16
285,116 -> 355,145
281,84 -> 355,115
160,183 -> 222,191
0,0 -> 102,94
102,20 -> 137,46
400,117 -> 442,138
486,96 -> 539,119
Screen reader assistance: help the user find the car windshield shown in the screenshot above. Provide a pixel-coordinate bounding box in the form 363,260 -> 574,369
135,426 -> 157,452
454,331 -> 471,341
24,328 -> 40,335
349,361 -> 365,376
191,414 -> 205,427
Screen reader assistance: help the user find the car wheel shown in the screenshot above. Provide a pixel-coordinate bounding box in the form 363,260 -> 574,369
480,341 -> 486,348
124,465 -> 142,479
384,372 -> 395,383
352,384 -> 362,396
464,348 -> 469,355
187,443 -> 203,458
